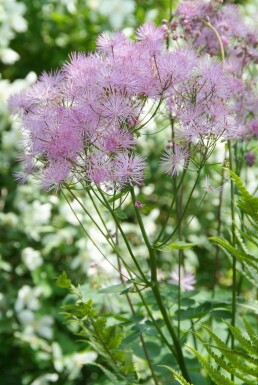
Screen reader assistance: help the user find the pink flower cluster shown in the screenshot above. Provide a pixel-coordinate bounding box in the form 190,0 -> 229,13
175,0 -> 258,70
9,4 -> 250,189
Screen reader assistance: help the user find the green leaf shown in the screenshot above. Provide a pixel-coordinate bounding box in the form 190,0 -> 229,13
192,322 -> 258,384
108,189 -> 130,203
176,302 -> 213,320
114,208 -> 128,219
187,346 -> 236,385
224,321 -> 258,356
210,236 -> 258,270
243,319 -> 258,346
170,241 -> 197,250
56,271 -> 72,289
90,363 -> 127,385
228,169 -> 258,222
105,325 -> 124,350
210,310 -> 232,319
159,366 -> 194,385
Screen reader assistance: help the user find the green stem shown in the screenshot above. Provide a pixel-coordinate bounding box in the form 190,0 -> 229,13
97,187 -> 148,284
151,284 -> 191,383
131,188 -> 191,383
228,141 -> 237,355
154,168 -> 188,244
61,190 -> 132,278
157,168 -> 203,247
201,19 -> 225,64
136,288 -> 176,357
114,206 -> 159,385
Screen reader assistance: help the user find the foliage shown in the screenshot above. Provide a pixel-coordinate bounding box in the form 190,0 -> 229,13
57,272 -> 137,384
189,320 -> 258,385
211,171 -> 258,288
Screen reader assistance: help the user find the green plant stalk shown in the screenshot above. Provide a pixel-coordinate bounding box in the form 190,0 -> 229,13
131,188 -> 191,383
157,168 -> 203,247
61,190 -> 136,280
228,141 -> 237,353
177,176 -> 184,340
202,18 -> 237,380
80,316 -> 132,384
64,188 -> 157,383
64,186 -> 140,279
87,187 -> 115,244
136,288 -> 177,357
114,211 -> 160,385
97,187 -> 148,284
154,167 -> 188,244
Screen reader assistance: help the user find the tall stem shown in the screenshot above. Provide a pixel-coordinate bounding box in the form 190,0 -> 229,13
97,188 -> 148,283
157,168 -> 203,247
131,188 -> 191,383
154,168 -> 187,244
228,141 -> 237,353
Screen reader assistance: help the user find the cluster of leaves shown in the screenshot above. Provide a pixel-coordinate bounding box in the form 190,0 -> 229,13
189,320 -> 258,385
211,170 -> 258,288
57,272 -> 137,385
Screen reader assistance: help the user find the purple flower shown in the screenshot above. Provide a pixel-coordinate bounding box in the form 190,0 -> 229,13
86,153 -> 111,186
41,160 -> 72,191
246,152 -> 256,167
161,145 -> 189,177
113,153 -> 145,187
97,31 -> 127,54
135,200 -> 145,209
99,126 -> 136,153
136,23 -> 165,56
177,0 -> 210,19
169,267 -> 196,292
250,120 -> 258,137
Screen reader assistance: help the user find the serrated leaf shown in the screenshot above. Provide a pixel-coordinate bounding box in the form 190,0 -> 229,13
90,363 -> 127,385
56,271 -> 72,289
188,345 -> 236,385
159,366 -> 194,385
228,169 -> 258,222
105,325 -> 124,350
210,236 -> 258,270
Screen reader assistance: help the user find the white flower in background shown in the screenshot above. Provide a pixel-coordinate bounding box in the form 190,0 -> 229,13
0,72 -> 36,114
0,0 -> 28,64
18,309 -> 54,339
0,212 -> 18,226
0,47 -> 19,64
33,316 -> 54,339
52,340 -> 97,379
88,0 -> 135,29
65,351 -> 98,380
30,373 -> 58,385
15,285 -> 42,312
60,0 -> 77,14
15,200 -> 52,240
17,308 -> 35,324
59,198 -> 84,225
21,247 -> 43,270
